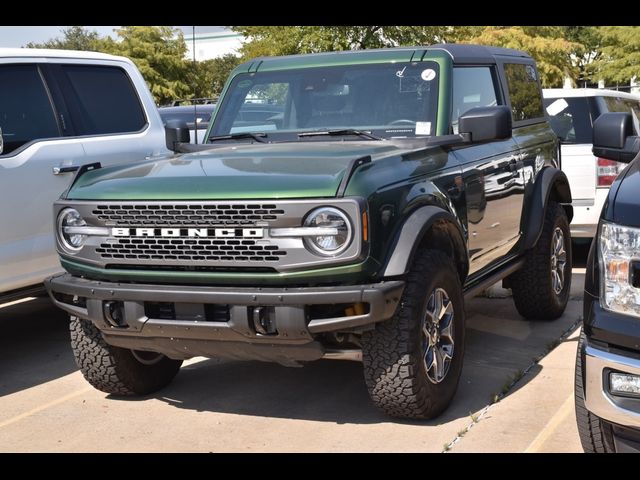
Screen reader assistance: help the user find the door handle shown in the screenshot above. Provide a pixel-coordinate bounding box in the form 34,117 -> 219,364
52,165 -> 79,175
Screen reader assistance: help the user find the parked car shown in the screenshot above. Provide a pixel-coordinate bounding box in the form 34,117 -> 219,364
575,111 -> 640,452
0,48 -> 168,302
158,104 -> 216,144
543,88 -> 640,239
47,44 -> 572,419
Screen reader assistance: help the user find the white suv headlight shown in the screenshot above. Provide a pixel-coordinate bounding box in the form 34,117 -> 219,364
599,221 -> 640,318
303,207 -> 352,256
57,208 -> 88,252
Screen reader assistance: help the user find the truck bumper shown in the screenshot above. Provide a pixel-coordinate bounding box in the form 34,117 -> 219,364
582,336 -> 640,451
45,274 -> 404,364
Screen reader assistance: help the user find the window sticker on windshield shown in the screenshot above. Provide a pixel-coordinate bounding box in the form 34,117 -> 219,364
546,98 -> 569,117
415,121 -> 431,135
421,69 -> 436,81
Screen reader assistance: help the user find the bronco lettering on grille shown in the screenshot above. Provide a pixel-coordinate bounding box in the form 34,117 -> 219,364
111,228 -> 264,238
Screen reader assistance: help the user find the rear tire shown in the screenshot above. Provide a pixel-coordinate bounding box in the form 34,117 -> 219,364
575,331 -> 615,452
362,250 -> 465,419
510,201 -> 571,320
70,317 -> 182,396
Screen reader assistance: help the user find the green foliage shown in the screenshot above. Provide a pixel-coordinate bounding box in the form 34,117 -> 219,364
232,26 -> 486,59
186,54 -> 242,99
105,26 -> 191,105
466,27 -> 581,87
592,26 -> 640,84
26,26 -> 103,51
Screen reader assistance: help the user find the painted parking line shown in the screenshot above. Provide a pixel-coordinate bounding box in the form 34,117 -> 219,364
0,387 -> 92,429
524,394 -> 574,453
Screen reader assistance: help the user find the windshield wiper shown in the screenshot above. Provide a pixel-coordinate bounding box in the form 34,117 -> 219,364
208,132 -> 268,143
298,129 -> 381,140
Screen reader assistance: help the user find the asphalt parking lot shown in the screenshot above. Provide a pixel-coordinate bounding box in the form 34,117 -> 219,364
0,245 -> 589,452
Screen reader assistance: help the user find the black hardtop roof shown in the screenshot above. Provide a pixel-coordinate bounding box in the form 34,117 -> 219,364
249,43 -> 532,66
429,43 -> 531,63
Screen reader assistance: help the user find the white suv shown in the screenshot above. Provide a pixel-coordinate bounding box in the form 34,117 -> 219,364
543,88 -> 640,238
0,49 -> 168,301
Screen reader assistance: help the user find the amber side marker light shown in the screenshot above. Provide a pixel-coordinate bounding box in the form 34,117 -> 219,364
362,211 -> 369,242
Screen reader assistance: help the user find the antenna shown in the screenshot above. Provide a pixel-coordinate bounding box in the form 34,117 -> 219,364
192,26 -> 198,144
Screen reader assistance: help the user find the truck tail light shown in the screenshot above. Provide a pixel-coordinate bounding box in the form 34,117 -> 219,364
597,158 -> 625,187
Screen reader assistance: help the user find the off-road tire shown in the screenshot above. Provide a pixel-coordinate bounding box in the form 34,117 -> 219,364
510,201 -> 572,320
575,331 -> 615,452
70,317 -> 182,396
362,250 -> 465,419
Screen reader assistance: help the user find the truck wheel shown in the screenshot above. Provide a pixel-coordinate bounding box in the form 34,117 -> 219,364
70,317 -> 182,396
575,331 -> 615,452
510,201 -> 571,320
362,250 -> 465,419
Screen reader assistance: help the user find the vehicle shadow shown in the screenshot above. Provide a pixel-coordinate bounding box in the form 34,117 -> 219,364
136,297 -> 580,426
0,297 -> 77,398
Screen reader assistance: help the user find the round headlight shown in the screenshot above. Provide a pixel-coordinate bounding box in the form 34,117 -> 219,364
303,207 -> 352,256
58,208 -> 88,252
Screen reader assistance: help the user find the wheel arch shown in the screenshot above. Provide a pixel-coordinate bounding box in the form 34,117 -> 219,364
521,167 -> 573,251
381,205 -> 468,282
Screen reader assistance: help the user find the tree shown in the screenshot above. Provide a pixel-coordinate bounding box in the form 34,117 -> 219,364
186,54 -> 242,99
591,26 -> 640,86
106,26 -> 191,105
26,26 -> 106,51
232,26 -> 485,59
466,27 -> 581,87
563,26 -> 602,87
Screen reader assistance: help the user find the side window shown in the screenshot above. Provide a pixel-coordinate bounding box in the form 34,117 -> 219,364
58,65 -> 146,136
451,67 -> 499,132
503,63 -> 544,122
0,64 -> 60,155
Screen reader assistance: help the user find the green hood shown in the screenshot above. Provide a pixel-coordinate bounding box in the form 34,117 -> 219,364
68,142 -> 402,200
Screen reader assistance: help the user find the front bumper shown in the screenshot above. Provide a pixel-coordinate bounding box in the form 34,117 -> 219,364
583,339 -> 640,430
45,274 -> 404,363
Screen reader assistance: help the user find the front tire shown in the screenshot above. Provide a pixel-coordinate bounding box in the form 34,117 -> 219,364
510,200 -> 572,320
575,331 -> 615,452
362,250 -> 465,419
70,317 -> 182,396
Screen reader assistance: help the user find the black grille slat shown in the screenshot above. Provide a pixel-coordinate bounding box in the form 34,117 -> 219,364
98,238 -> 286,263
93,204 -> 285,226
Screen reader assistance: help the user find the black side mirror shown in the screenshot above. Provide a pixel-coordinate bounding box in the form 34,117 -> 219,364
458,106 -> 512,143
165,120 -> 190,152
592,112 -> 640,164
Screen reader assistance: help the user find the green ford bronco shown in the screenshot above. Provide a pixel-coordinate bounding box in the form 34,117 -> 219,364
47,44 -> 573,419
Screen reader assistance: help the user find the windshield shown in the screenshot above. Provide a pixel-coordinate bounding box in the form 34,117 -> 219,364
210,61 -> 440,141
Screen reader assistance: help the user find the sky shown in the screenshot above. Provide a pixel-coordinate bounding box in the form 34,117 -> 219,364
0,26 -> 226,48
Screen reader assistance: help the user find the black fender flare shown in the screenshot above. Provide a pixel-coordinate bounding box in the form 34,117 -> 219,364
521,167 -> 573,251
381,205 -> 468,280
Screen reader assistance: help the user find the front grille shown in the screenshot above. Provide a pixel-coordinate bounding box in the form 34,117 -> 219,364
65,198 -> 362,273
92,204 -> 285,226
96,238 -> 287,262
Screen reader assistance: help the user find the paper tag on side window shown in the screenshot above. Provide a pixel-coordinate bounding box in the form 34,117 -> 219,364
415,121 -> 431,135
546,98 -> 569,116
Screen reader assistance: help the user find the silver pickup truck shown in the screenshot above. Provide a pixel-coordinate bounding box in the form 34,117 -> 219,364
0,48 -> 168,301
